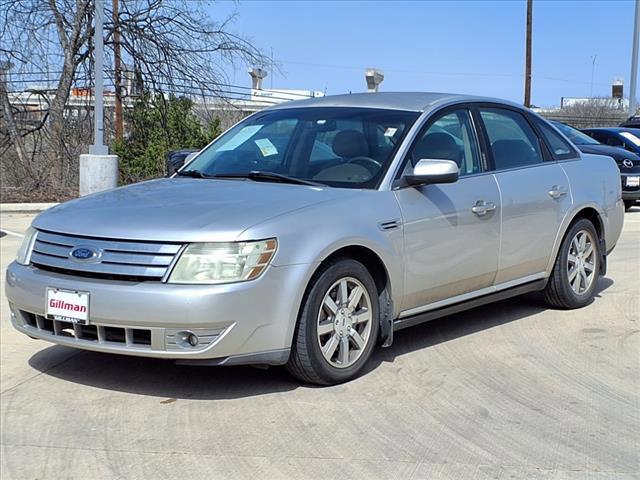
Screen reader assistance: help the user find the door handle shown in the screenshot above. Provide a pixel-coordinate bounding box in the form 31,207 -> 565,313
472,200 -> 497,216
548,185 -> 568,199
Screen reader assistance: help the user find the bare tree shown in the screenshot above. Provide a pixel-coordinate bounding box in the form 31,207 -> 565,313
0,0 -> 266,195
543,98 -> 629,129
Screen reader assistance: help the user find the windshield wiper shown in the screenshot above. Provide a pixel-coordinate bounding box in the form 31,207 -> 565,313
212,171 -> 324,186
175,170 -> 213,178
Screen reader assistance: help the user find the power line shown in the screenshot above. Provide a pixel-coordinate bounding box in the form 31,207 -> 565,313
4,63 -> 618,98
279,59 -> 613,87
5,64 -> 615,88
6,83 -> 310,106
5,74 -> 316,100
6,76 -> 317,104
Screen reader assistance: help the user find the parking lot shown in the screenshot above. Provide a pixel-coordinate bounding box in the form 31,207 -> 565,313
0,209 -> 638,479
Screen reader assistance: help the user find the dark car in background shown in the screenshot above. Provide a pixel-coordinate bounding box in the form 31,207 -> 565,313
582,127 -> 640,155
620,116 -> 640,128
553,122 -> 640,210
165,149 -> 199,176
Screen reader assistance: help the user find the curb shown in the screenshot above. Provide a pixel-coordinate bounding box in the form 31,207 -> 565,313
0,203 -> 59,214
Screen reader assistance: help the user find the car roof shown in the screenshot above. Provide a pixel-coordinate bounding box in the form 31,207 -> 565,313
263,92 -> 523,113
583,127 -> 640,133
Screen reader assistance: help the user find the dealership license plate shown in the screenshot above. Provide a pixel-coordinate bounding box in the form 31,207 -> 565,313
626,176 -> 640,187
46,288 -> 90,324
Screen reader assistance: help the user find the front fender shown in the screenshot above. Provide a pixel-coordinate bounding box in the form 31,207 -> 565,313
237,190 -> 405,319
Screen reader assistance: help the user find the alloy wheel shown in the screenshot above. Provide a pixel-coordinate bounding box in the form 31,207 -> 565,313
567,230 -> 597,295
316,277 -> 373,369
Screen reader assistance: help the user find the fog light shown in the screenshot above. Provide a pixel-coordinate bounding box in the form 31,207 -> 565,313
187,333 -> 199,347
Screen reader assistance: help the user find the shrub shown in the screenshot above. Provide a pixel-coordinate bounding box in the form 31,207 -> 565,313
113,95 -> 221,184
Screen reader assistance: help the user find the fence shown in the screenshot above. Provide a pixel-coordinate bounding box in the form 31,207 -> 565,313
538,112 -> 628,129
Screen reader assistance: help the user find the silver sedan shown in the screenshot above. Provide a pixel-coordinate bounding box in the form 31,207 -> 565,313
6,92 -> 624,384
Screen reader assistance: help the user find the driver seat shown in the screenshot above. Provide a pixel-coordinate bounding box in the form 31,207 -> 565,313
332,129 -> 369,160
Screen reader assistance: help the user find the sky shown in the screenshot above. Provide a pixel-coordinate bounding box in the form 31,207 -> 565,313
208,0 -> 639,108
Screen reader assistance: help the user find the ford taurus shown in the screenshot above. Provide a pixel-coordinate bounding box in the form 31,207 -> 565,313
6,93 -> 624,384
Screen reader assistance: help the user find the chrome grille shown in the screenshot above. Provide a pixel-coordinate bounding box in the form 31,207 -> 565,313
31,230 -> 183,280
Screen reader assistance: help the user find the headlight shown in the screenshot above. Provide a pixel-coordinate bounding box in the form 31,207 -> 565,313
168,238 -> 277,284
16,226 -> 38,265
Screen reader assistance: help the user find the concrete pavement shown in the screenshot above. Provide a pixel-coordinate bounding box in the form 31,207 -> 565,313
1,210 -> 638,479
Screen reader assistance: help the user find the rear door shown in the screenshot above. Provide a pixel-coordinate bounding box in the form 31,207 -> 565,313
476,106 -> 573,285
393,106 -> 501,313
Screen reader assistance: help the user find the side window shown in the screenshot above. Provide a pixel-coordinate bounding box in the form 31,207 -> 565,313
535,120 -> 577,159
402,109 -> 481,178
586,131 -> 604,143
480,108 -> 544,170
605,135 -> 625,147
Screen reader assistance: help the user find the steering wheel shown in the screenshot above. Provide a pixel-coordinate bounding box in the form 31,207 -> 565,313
346,156 -> 382,173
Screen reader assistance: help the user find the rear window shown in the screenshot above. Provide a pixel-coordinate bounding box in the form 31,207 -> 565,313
535,120 -> 578,160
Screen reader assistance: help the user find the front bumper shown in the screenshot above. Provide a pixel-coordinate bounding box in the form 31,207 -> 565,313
5,261 -> 313,364
622,173 -> 640,200
622,190 -> 640,201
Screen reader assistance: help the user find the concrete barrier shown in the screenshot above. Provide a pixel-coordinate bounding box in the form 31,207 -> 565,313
79,153 -> 119,196
0,203 -> 59,214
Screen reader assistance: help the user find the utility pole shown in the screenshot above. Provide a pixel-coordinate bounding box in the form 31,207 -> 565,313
90,0 -> 107,155
113,0 -> 123,140
590,54 -> 597,98
0,61 -> 28,166
629,0 -> 640,116
524,0 -> 533,108
79,0 -> 118,196
270,47 -> 274,90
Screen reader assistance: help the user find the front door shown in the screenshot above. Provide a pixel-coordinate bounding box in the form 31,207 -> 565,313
394,107 -> 501,314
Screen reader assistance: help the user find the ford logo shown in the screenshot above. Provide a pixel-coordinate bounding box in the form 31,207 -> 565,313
69,246 -> 101,263
623,159 -> 634,169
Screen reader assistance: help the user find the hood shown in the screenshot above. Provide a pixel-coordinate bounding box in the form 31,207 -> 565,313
33,178 -> 356,242
577,144 -> 640,166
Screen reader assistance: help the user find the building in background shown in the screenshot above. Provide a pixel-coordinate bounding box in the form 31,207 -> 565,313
560,79 -> 629,110
5,68 -> 324,130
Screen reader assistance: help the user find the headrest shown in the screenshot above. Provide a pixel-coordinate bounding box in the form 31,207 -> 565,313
413,133 -> 459,162
332,129 -> 369,158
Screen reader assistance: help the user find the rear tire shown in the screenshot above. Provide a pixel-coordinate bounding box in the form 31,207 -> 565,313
287,258 -> 379,385
624,200 -> 636,211
543,218 -> 600,309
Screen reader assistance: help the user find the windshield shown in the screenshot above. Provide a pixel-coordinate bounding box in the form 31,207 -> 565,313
620,130 -> 640,147
181,107 -> 419,189
552,121 -> 600,145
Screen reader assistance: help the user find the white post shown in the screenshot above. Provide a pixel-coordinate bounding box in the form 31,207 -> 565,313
629,0 -> 640,116
80,0 -> 118,196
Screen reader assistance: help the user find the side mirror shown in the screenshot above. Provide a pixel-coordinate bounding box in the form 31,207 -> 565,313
404,159 -> 459,186
165,150 -> 199,177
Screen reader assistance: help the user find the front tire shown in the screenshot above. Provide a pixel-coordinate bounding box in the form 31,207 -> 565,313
287,258 -> 379,385
543,218 -> 600,309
